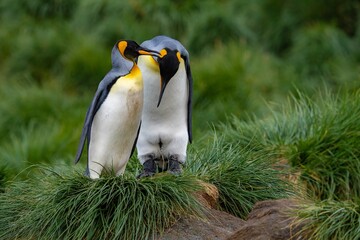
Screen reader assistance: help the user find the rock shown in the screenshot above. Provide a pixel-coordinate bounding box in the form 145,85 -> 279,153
227,199 -> 304,240
159,198 -> 304,239
158,183 -> 304,240
158,182 -> 244,240
158,208 -> 245,240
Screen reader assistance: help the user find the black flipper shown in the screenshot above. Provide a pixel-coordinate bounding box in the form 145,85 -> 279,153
129,122 -> 141,159
183,54 -> 193,143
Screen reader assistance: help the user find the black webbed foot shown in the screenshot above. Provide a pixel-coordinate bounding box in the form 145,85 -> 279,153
137,157 -> 157,179
167,155 -> 183,176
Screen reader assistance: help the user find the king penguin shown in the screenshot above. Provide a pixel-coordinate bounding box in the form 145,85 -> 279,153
75,40 -> 160,179
136,35 -> 193,177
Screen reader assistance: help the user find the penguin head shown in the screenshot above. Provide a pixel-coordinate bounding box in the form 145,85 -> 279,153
117,40 -> 160,61
156,48 -> 181,107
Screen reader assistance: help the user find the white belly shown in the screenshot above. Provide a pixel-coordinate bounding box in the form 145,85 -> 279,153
137,55 -> 189,161
139,56 -> 188,137
89,77 -> 143,176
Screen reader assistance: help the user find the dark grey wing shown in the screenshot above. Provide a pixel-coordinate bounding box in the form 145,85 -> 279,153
183,55 -> 193,143
129,122 -> 141,159
74,71 -> 120,164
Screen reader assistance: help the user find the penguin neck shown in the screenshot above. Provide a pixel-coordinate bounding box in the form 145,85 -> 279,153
138,55 -> 159,72
110,45 -> 136,76
114,59 -> 136,76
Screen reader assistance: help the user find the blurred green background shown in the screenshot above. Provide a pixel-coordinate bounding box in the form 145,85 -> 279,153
0,0 -> 359,181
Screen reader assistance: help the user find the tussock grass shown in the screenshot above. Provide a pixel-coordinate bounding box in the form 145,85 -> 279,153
285,91 -> 360,239
0,136 -> 292,239
187,136 -> 292,218
295,199 -> 360,240
221,90 -> 360,238
283,91 -> 360,201
221,90 -> 360,201
0,167 -> 204,240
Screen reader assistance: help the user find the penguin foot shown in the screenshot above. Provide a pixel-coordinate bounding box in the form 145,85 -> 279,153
137,159 -> 157,179
167,156 -> 183,176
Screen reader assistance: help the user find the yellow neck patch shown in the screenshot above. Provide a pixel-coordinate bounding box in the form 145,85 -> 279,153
109,65 -> 143,93
129,64 -> 141,79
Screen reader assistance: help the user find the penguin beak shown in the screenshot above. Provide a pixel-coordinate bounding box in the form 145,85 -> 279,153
137,47 -> 161,58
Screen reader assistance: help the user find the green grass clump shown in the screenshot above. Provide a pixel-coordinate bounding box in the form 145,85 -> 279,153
0,134 -> 292,239
295,199 -> 360,240
283,92 -> 360,201
0,168 -> 204,240
285,91 -> 360,239
222,90 -> 360,201
219,90 -> 360,238
187,136 -> 292,218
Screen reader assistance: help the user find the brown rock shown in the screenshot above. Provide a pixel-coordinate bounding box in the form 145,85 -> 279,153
227,199 -> 304,240
158,184 -> 305,240
158,208 -> 245,240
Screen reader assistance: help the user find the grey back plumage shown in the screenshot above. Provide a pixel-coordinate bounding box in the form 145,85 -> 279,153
141,36 -> 190,63
140,35 -> 193,142
74,42 -> 136,164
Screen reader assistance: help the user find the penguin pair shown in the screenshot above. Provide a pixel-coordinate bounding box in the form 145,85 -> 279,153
75,36 -> 193,179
